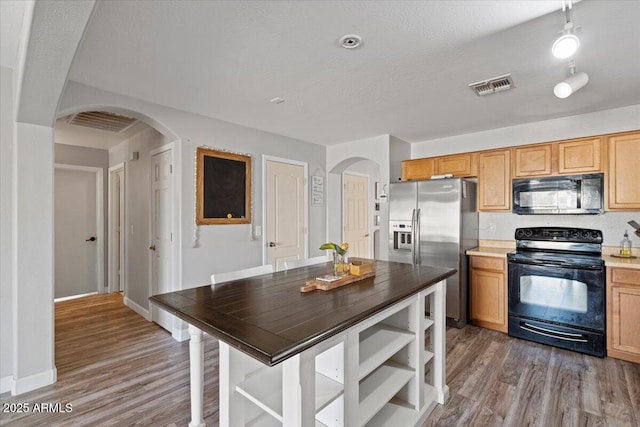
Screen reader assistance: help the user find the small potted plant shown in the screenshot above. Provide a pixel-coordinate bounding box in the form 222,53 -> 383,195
320,242 -> 349,276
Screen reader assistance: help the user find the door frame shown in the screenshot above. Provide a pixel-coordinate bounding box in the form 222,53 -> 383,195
108,163 -> 125,293
262,155 -> 309,265
342,171 -> 371,258
54,163 -> 105,293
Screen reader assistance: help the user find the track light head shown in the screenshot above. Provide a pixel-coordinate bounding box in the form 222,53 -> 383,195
554,61 -> 588,98
552,33 -> 580,59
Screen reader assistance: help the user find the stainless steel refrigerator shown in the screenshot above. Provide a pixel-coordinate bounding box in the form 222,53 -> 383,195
388,178 -> 478,327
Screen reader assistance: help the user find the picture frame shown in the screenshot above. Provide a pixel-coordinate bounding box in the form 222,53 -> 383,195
196,147 -> 251,225
311,175 -> 324,207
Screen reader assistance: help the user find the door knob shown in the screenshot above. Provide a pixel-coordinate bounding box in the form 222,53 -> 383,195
364,234 -> 370,237
86,236 -> 96,242
149,245 -> 156,251
269,242 -> 276,247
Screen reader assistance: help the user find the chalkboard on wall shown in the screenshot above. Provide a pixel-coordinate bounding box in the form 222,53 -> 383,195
196,147 -> 251,225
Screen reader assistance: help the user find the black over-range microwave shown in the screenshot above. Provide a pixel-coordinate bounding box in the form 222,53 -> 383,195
512,173 -> 604,215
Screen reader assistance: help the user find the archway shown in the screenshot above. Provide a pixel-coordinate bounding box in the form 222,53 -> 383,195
53,105 -> 182,337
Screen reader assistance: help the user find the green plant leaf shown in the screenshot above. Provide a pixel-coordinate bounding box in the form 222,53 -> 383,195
319,243 -> 338,251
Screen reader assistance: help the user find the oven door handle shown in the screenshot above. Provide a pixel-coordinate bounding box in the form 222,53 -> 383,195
509,259 -> 603,271
520,322 -> 589,343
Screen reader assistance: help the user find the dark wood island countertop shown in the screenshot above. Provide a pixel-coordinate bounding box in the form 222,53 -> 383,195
150,259 -> 455,366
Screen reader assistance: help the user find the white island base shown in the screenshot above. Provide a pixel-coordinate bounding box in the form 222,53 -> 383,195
188,279 -> 448,427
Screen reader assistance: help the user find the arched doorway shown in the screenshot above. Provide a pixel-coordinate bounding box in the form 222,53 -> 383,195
54,107 -> 181,336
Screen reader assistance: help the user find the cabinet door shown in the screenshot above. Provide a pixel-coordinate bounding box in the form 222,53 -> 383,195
557,137 -> 603,174
513,144 -> 552,177
435,153 -> 478,177
401,158 -> 435,181
478,149 -> 511,211
607,132 -> 640,210
607,268 -> 640,363
470,258 -> 507,333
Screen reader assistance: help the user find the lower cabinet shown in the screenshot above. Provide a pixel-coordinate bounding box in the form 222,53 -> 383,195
470,256 -> 507,333
606,267 -> 640,363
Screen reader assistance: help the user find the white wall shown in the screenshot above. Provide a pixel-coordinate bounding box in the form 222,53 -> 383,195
410,105 -> 640,246
59,81 -> 327,297
13,122 -> 56,394
0,66 -> 15,393
1,66 -> 57,395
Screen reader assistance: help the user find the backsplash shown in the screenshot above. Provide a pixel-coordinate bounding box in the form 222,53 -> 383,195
479,211 -> 640,247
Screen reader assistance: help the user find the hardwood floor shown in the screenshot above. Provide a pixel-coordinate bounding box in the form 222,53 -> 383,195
1,293 -> 638,426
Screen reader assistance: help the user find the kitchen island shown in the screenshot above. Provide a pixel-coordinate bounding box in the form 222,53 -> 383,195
150,259 -> 455,426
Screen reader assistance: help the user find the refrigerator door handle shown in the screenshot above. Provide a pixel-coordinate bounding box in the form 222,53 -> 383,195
415,208 -> 421,265
411,208 -> 417,264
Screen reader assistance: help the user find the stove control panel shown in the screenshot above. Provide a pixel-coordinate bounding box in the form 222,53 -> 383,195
514,227 -> 602,243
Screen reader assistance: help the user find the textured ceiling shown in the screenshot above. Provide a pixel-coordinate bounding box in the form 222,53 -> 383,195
65,0 -> 640,146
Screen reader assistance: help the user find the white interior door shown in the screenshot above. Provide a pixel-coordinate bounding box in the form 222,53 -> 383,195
343,173 -> 370,258
266,160 -> 305,271
150,149 -> 173,332
55,168 -> 99,299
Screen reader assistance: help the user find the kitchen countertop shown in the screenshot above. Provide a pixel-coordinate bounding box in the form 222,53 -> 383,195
466,240 -> 514,258
466,246 -> 513,258
150,259 -> 455,366
602,252 -> 640,269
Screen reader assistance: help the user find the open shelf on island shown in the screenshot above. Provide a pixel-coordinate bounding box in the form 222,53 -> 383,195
364,397 -> 417,427
237,365 -> 343,423
358,362 -> 414,427
359,324 -> 414,380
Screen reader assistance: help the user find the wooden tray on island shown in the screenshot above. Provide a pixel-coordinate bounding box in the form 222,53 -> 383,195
300,261 -> 375,292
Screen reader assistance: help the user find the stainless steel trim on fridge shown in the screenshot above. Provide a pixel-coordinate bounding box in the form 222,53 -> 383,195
389,178 -> 478,327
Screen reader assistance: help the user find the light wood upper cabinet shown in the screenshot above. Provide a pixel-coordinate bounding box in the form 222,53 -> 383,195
513,143 -> 552,177
435,152 -> 478,177
401,158 -> 435,181
478,149 -> 511,211
607,131 -> 640,210
470,256 -> 507,333
607,267 -> 640,363
557,137 -> 603,174
401,152 -> 477,181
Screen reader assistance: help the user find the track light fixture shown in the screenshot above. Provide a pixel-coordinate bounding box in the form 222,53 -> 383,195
554,60 -> 588,98
552,0 -> 580,59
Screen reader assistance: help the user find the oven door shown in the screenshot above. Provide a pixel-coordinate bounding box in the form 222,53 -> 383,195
508,261 -> 605,331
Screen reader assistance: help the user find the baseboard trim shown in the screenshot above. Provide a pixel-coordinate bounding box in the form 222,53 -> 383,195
124,297 -> 150,321
54,292 -> 98,303
12,368 -> 57,395
1,375 -> 13,394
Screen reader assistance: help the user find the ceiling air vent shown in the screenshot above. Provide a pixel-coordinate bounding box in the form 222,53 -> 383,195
67,111 -> 138,132
468,74 -> 514,96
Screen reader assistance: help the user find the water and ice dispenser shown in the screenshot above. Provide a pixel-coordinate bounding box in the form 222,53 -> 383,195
390,221 -> 413,252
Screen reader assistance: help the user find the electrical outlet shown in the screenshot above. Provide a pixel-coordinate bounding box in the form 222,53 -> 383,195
488,223 -> 496,232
